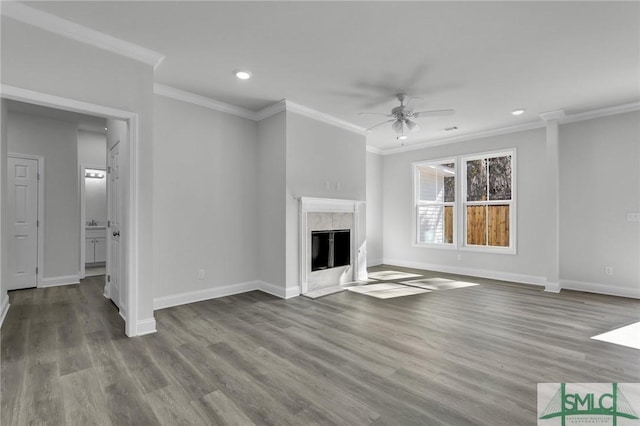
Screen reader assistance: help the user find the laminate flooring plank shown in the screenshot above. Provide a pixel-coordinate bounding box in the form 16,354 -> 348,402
60,368 -> 112,426
190,390 -> 256,426
2,265 -> 639,425
144,383 -> 208,426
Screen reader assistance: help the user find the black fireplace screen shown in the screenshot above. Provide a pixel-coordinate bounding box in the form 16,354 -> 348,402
311,229 -> 350,271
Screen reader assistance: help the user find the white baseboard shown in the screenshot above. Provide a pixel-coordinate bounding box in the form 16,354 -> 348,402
367,258 -> 383,267
39,274 -> 80,288
258,281 -> 300,299
0,295 -> 10,327
153,280 -> 261,310
560,279 -> 640,299
383,258 -> 546,287
545,281 -> 561,293
136,317 -> 157,336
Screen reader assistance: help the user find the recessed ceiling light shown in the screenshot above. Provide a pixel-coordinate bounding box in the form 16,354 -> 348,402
444,126 -> 459,131
397,135 -> 408,140
234,69 -> 252,80
511,109 -> 526,116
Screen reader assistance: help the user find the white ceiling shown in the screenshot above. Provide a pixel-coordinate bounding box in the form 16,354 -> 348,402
22,1 -> 640,150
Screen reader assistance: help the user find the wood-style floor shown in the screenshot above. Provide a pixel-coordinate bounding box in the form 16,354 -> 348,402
2,265 -> 639,425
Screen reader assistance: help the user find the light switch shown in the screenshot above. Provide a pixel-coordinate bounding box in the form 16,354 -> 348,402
627,212 -> 640,222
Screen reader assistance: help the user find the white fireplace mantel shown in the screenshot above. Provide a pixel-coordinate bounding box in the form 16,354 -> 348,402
297,197 -> 366,294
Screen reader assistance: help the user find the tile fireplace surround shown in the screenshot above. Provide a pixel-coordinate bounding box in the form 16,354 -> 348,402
298,197 -> 367,295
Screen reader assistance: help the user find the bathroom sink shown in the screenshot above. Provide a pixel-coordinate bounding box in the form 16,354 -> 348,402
86,225 -> 106,230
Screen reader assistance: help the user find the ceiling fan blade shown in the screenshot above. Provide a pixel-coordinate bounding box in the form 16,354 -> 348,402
358,112 -> 392,117
365,119 -> 395,132
413,109 -> 455,118
391,120 -> 404,133
406,120 -> 420,132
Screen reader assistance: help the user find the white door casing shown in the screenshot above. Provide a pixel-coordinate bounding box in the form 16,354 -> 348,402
106,141 -> 122,312
7,156 -> 39,290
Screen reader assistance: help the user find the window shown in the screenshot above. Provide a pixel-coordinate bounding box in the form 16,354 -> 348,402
413,150 -> 516,253
414,159 -> 456,246
462,150 -> 515,252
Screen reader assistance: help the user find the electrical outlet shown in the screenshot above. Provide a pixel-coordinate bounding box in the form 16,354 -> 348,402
198,269 -> 205,280
604,266 -> 614,276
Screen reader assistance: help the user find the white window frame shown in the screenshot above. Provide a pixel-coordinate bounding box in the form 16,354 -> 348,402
460,149 -> 517,254
413,157 -> 457,249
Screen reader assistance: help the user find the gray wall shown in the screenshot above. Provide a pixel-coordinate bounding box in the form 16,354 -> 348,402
8,112 -> 80,280
78,130 -> 106,167
559,111 -> 640,296
381,128 -> 547,282
366,151 -> 383,265
285,112 -> 367,290
152,95 -> 259,299
257,111 -> 287,288
2,17 -> 156,324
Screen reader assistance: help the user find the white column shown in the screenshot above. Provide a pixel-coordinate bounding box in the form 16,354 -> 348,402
539,110 -> 565,292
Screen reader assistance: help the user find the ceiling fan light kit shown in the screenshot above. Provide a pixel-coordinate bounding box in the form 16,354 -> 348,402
361,93 -> 455,142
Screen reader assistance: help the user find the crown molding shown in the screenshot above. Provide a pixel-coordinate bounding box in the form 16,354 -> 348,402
283,101 -> 368,135
153,83 -> 255,120
380,121 -> 545,156
539,110 -> 566,122
560,102 -> 640,124
254,100 -> 286,121
1,2 -> 165,69
366,145 -> 384,155
377,101 -> 640,155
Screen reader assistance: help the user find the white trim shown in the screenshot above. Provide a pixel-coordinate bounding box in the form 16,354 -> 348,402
153,84 -> 255,120
539,110 -> 566,122
376,102 -> 640,155
154,280 -> 297,311
136,318 -> 157,336
254,100 -> 286,121
545,281 -> 561,293
1,2 -> 165,69
285,101 -> 367,135
460,149 -> 517,254
154,280 -> 260,310
383,258 -> 546,287
560,279 -> 640,300
1,84 -> 147,337
40,274 -> 80,288
0,296 -> 10,327
7,153 -> 44,288
560,102 -> 640,124
152,83 -> 367,135
381,121 -> 544,156
258,281 -> 300,299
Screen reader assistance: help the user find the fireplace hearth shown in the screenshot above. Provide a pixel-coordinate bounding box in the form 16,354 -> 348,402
311,229 -> 350,271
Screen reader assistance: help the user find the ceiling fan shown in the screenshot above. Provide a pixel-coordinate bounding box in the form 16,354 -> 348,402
359,94 -> 454,138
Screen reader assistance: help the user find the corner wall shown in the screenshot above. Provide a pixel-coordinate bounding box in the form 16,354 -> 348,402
285,112 -> 367,294
152,95 -> 260,306
0,100 -> 9,326
559,111 -> 640,297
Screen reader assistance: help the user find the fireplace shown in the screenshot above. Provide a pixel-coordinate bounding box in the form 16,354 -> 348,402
297,197 -> 367,295
311,229 -> 350,271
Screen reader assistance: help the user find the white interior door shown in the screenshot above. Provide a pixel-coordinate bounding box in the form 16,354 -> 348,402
107,141 -> 121,310
7,156 -> 39,290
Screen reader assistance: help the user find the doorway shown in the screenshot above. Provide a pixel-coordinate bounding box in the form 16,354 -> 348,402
2,86 -> 142,336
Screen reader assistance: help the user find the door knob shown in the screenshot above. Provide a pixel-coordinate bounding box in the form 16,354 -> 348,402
113,231 -> 120,237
